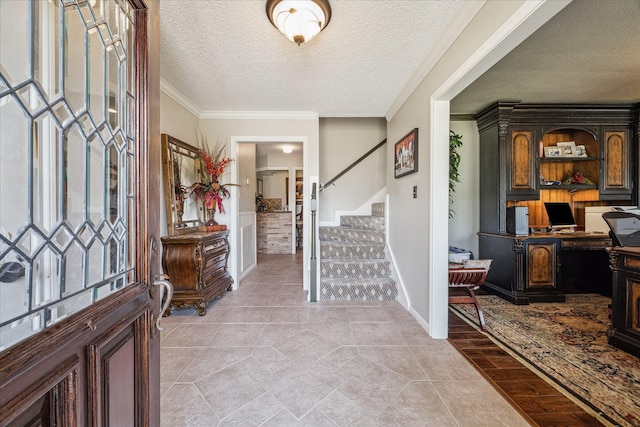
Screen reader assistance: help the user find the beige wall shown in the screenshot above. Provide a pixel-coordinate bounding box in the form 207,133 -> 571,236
159,92 -> 200,235
237,143 -> 256,213
159,92 -> 200,143
319,118 -> 387,222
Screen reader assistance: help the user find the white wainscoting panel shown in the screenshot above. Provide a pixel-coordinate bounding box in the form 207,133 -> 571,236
239,212 -> 257,280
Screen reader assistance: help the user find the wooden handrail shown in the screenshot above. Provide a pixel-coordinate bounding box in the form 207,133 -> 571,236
320,138 -> 387,191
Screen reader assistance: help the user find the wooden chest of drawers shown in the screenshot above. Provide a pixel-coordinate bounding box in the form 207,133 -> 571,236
161,230 -> 233,315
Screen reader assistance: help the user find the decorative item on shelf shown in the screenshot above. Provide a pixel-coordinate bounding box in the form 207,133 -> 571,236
187,130 -> 239,227
562,171 -> 594,185
575,145 -> 587,157
557,141 -> 577,157
544,146 -> 562,157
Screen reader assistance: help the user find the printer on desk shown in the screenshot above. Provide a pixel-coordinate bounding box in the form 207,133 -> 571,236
585,206 -> 640,233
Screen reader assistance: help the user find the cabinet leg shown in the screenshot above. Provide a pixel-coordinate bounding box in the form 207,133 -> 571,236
196,302 -> 207,316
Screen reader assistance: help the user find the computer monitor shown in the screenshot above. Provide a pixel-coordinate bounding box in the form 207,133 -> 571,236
544,202 -> 577,230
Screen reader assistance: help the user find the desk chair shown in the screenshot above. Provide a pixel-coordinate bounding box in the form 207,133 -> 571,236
602,211 -> 640,247
449,259 -> 492,331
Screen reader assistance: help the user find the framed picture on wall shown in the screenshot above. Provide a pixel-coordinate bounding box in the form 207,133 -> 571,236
394,128 -> 418,178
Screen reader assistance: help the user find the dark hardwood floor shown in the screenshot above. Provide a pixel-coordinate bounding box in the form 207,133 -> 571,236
448,310 -> 605,426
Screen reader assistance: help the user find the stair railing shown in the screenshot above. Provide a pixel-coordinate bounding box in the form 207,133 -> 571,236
320,139 -> 387,191
309,182 -> 318,302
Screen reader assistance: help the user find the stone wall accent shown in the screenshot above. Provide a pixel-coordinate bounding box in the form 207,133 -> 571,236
256,212 -> 292,254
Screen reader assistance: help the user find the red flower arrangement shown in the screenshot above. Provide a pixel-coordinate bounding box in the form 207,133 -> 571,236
562,171 -> 594,186
187,131 -> 239,215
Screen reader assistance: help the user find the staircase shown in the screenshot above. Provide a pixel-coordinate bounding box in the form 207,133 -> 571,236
319,203 -> 398,301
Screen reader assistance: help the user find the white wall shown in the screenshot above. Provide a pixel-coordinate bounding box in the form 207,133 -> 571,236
319,118 -> 387,222
448,121 -> 480,257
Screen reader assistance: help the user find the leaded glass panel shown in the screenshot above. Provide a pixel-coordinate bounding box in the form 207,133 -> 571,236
0,0 -> 136,351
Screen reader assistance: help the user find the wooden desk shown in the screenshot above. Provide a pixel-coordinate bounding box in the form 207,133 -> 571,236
607,247 -> 640,357
478,232 -> 612,304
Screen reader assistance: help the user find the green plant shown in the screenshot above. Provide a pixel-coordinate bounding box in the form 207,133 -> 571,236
449,130 -> 463,218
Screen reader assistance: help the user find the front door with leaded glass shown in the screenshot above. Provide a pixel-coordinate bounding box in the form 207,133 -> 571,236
0,1 -> 161,425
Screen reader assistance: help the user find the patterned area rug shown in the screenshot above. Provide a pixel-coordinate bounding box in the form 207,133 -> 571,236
451,294 -> 640,427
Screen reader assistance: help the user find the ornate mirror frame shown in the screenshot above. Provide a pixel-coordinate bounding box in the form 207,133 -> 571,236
161,134 -> 205,234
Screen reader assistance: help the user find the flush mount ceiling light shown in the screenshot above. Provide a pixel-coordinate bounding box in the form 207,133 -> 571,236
282,146 -> 293,154
266,0 -> 332,46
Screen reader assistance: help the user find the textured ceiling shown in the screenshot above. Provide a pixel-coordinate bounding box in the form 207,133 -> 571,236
451,0 -> 640,116
160,0 -> 467,117
160,0 -> 640,119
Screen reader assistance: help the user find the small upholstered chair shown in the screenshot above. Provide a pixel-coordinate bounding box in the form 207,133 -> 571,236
449,259 -> 492,331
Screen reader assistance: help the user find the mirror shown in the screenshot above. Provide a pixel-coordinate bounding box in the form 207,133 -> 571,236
161,134 -> 205,234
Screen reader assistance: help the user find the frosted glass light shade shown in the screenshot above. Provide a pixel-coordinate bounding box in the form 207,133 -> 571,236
266,0 -> 331,45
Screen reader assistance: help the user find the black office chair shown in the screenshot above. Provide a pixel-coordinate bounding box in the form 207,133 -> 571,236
602,211 -> 640,247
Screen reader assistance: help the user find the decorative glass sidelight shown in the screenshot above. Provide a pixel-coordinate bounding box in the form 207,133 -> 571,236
0,0 -> 137,351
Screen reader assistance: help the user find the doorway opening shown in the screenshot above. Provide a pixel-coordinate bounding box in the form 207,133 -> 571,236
230,138 -> 308,291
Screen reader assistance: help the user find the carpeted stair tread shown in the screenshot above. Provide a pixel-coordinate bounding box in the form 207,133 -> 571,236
321,278 -> 397,301
319,226 -> 384,244
340,215 -> 385,230
320,242 -> 386,259
320,259 -> 391,278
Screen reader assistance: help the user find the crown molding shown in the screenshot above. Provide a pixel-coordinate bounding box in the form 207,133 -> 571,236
159,78 -> 202,118
199,111 -> 319,120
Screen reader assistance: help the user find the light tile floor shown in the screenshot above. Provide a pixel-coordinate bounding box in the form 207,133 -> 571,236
160,253 -> 530,426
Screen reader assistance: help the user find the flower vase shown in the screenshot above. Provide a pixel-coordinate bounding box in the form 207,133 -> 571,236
205,206 -> 218,226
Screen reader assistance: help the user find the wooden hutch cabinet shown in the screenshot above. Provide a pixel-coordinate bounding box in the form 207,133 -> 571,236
476,102 -> 639,304
161,230 -> 233,315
